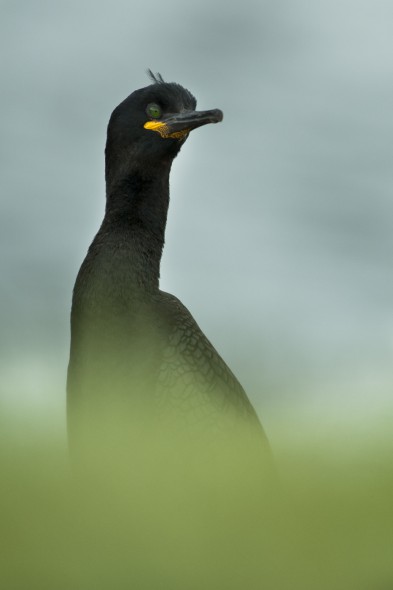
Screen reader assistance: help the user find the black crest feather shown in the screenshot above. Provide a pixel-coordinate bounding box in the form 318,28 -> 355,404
147,69 -> 165,84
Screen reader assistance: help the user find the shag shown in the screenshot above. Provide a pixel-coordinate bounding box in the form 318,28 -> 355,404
67,72 -> 269,466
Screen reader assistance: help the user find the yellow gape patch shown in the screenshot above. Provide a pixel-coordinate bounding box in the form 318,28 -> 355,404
144,120 -> 189,140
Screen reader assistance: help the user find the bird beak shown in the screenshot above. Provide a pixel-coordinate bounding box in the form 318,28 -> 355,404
144,109 -> 223,139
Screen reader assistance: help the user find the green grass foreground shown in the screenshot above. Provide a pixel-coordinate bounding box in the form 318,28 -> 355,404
1,413 -> 392,590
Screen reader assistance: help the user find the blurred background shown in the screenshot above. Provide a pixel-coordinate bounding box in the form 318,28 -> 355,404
1,0 -> 392,441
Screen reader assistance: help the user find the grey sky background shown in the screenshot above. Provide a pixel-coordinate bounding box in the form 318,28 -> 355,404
1,0 -> 392,430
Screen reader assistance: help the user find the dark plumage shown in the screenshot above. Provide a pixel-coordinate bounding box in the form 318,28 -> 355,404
67,73 -> 270,470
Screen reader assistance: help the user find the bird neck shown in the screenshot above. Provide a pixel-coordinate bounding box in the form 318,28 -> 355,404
101,164 -> 172,296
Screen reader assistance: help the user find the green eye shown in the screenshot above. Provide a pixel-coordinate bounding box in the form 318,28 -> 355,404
146,103 -> 162,119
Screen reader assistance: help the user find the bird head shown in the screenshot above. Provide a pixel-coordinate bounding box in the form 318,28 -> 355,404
105,71 -> 223,184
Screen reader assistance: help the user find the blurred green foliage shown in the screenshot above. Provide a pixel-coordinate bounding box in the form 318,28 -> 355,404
1,412 -> 392,590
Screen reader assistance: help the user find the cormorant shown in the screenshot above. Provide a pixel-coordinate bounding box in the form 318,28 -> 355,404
67,72 -> 270,472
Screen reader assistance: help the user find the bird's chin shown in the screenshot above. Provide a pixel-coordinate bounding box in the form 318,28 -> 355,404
177,132 -> 189,144
164,136 -> 187,159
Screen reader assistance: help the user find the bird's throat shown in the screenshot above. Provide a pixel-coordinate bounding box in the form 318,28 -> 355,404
97,167 -> 171,297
